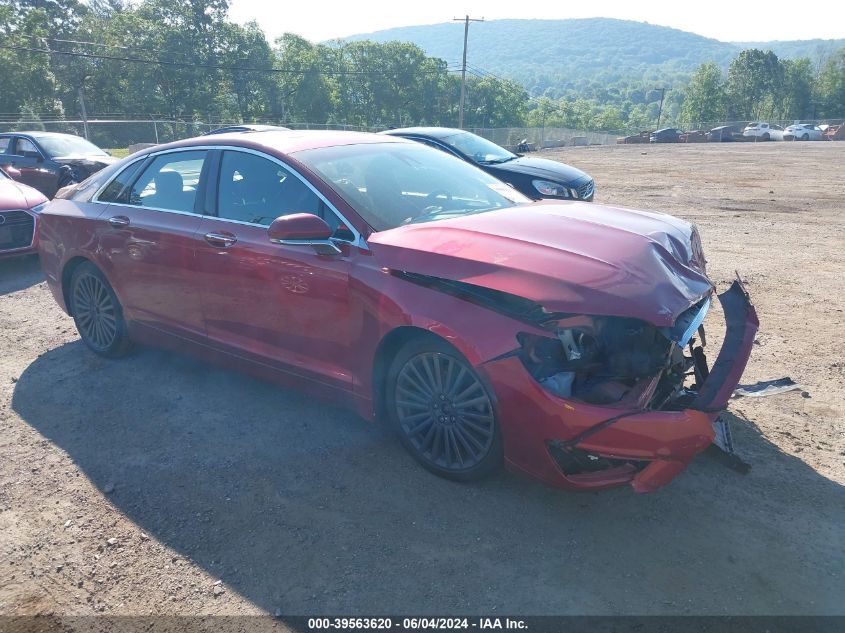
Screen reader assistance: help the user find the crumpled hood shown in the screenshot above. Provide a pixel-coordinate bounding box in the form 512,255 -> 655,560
368,201 -> 713,327
0,178 -> 47,210
54,154 -> 118,168
491,156 -> 590,185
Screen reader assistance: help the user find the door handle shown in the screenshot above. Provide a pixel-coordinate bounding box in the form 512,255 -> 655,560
204,232 -> 237,248
108,215 -> 130,228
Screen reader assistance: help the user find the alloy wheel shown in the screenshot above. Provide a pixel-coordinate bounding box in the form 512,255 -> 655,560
394,352 -> 495,471
73,272 -> 118,351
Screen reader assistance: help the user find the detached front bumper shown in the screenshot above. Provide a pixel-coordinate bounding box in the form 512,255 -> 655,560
483,280 -> 758,493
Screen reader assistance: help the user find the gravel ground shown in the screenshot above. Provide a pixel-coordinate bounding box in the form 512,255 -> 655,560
0,142 -> 843,620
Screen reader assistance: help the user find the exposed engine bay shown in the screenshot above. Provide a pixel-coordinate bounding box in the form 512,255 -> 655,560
517,298 -> 712,411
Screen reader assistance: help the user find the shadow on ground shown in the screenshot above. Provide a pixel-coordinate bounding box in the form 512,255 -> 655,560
11,342 -> 845,615
0,255 -> 43,296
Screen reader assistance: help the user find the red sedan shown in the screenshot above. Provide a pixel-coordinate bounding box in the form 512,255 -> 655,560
37,131 -> 757,492
0,166 -> 47,259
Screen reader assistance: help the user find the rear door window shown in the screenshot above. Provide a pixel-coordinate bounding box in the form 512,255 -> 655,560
0,137 -> 11,153
127,151 -> 207,213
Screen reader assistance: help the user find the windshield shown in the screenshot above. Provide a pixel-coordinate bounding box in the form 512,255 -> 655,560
440,131 -> 516,164
293,142 -> 530,232
34,134 -> 108,158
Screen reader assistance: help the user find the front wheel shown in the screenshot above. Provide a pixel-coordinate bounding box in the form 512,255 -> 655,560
70,262 -> 132,357
385,336 -> 502,481
762,133 -> 770,141
801,134 -> 809,141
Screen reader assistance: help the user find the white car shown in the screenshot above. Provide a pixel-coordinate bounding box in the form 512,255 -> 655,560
783,124 -> 824,141
742,122 -> 783,140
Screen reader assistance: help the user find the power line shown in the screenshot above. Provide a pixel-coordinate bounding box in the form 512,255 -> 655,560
465,62 -> 510,83
0,43 -> 464,76
16,34 -> 187,57
19,35 -> 465,72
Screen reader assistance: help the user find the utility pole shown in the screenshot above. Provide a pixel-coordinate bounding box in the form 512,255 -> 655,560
453,14 -> 484,129
655,87 -> 666,129
78,85 -> 90,140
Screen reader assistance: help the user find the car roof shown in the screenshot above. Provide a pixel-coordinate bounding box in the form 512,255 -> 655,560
9,131 -> 80,139
381,127 -> 465,139
140,129 -> 412,156
203,124 -> 291,135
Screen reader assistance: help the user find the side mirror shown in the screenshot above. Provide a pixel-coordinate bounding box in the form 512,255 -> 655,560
267,213 -> 340,255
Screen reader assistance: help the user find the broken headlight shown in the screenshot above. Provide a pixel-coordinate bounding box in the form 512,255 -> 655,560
517,316 -> 686,405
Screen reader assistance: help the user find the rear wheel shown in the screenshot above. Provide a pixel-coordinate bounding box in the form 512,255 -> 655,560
385,336 -> 502,481
70,262 -> 132,357
801,133 -> 809,141
762,133 -> 770,141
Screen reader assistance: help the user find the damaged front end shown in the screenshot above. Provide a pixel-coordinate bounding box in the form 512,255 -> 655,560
517,296 -> 711,410
485,278 -> 758,493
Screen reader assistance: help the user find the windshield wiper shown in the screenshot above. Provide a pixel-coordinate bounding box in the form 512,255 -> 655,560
405,208 -> 472,225
406,206 -> 497,225
481,156 -> 517,165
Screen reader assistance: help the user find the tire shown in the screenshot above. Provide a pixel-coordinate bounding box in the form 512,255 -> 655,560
385,335 -> 503,481
69,262 -> 132,357
762,133 -> 770,141
802,134 -> 809,141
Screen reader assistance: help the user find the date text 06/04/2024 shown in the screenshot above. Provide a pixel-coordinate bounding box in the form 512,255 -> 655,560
307,618 -> 528,630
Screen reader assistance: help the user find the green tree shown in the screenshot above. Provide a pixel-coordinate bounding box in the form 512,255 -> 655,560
0,3 -> 61,117
220,21 -> 279,122
681,62 -> 726,126
463,76 -> 527,128
273,34 -> 334,123
779,58 -> 814,119
817,49 -> 845,117
725,49 -> 784,119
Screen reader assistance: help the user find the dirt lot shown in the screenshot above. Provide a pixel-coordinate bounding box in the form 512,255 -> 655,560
1,142 -> 843,619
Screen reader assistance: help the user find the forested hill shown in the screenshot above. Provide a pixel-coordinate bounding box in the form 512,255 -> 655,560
343,18 -> 845,93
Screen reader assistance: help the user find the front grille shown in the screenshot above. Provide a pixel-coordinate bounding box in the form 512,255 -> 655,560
577,179 -> 595,200
0,210 -> 35,251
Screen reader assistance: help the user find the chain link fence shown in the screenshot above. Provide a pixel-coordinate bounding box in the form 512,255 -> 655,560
0,119 -> 622,151
468,127 -> 619,149
1,118 -> 842,152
